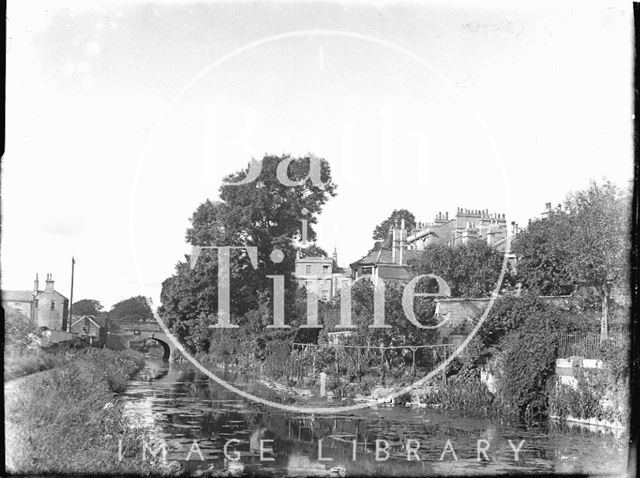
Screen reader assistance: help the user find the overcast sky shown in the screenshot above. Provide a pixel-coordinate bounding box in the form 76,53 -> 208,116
3,0 -> 633,309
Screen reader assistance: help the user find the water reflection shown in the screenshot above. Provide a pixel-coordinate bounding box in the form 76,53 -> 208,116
122,360 -> 627,476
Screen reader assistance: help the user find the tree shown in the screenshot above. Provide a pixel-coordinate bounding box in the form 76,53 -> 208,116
564,180 -> 630,341
372,209 -> 416,240
109,296 -> 154,323
5,309 -> 37,350
71,299 -> 104,316
514,180 -> 629,341
299,244 -> 328,258
160,154 -> 337,352
411,241 -> 513,298
513,210 -> 574,295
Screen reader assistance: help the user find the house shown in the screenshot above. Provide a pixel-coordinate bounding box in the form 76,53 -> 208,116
407,208 -> 514,250
294,248 -> 351,300
351,207 -> 521,285
2,274 -> 69,331
70,315 -> 108,345
350,219 -> 423,285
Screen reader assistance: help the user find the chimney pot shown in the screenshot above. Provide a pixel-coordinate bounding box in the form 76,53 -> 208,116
45,274 -> 54,293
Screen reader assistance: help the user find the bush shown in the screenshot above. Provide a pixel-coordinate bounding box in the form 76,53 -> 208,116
497,327 -> 559,421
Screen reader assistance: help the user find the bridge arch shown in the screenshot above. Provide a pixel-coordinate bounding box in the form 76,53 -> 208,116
145,337 -> 172,361
111,323 -> 177,361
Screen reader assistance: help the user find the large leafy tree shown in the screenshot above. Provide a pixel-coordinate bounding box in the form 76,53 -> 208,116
109,296 -> 154,323
411,241 -> 512,298
513,210 -> 574,295
563,180 -> 630,340
372,209 -> 416,240
514,180 -> 629,340
71,299 -> 104,316
159,154 -> 337,352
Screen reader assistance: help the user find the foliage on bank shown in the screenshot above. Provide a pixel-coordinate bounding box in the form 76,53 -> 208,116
549,337 -> 630,426
5,349 -> 154,475
4,308 -> 68,380
429,293 -> 600,421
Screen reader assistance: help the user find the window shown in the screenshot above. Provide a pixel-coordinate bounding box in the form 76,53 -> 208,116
34,299 -> 39,308
51,301 -> 55,310
362,266 -> 372,275
305,265 -> 312,275
323,264 -> 330,275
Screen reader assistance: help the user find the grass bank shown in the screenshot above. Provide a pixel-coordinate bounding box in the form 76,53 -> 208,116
5,348 -> 163,475
4,347 -> 70,382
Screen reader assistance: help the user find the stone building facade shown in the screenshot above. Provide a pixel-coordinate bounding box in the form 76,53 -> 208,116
2,274 -> 69,331
294,248 -> 351,300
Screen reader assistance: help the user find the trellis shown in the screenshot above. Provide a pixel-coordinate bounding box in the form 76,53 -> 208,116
263,341 -> 456,383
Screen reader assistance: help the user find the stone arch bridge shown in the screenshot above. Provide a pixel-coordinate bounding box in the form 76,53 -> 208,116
108,322 -> 177,361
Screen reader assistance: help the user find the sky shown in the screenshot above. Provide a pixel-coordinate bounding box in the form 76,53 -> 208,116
3,0 -> 633,309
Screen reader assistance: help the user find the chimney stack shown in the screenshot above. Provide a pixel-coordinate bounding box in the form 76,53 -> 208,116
391,226 -> 397,263
391,219 -> 408,265
399,218 -> 407,265
33,273 -> 39,294
45,273 -> 54,294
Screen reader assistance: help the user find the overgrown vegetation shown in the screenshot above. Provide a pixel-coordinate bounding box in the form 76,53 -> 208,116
4,348 -> 70,382
549,337 -> 630,425
4,308 -> 67,380
5,348 -> 153,474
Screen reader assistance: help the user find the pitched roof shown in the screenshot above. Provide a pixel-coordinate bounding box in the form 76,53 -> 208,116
350,248 -> 422,267
2,290 -> 34,302
34,290 -> 68,301
71,315 -> 106,328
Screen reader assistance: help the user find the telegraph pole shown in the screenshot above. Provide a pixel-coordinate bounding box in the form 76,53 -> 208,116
68,256 -> 75,332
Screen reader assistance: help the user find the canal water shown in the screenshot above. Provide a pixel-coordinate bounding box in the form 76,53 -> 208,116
122,359 -> 628,476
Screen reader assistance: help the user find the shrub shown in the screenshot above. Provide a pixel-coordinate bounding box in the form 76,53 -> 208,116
497,327 -> 559,421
